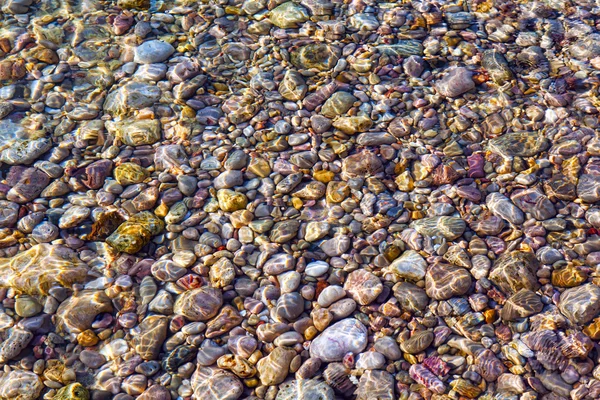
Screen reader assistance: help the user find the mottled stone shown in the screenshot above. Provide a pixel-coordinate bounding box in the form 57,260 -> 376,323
385,250 -> 427,281
270,2 -> 309,28
106,118 -> 161,146
52,383 -> 90,400
291,43 -> 340,71
205,305 -> 243,338
310,318 -> 368,362
276,379 -> 334,400
191,367 -> 243,400
257,346 -> 296,386
55,290 -> 113,334
174,286 -> 223,321
0,370 -> 43,400
0,244 -> 88,296
488,132 -> 549,158
133,315 -> 168,360
114,163 -> 148,185
356,370 -> 394,400
489,251 -> 540,296
0,138 -> 51,165
500,289 -> 543,321
344,269 -> 382,305
332,116 -> 372,135
425,264 -> 472,300
106,212 -> 164,254
559,284 -> 600,324
0,328 -> 32,363
411,216 -> 466,240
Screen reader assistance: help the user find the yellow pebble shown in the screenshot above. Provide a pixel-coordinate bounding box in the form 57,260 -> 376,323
292,197 -> 303,209
313,170 -> 335,183
154,203 -> 169,218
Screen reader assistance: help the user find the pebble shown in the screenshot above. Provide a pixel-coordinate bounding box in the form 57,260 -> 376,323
310,319 -> 368,362
134,40 -> 175,64
2,1 -> 600,399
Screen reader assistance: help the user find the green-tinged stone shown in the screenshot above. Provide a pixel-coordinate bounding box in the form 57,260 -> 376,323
0,244 -> 89,296
106,118 -> 161,146
332,115 -> 372,134
107,212 -> 164,254
52,383 -> 90,400
270,2 -> 309,28
291,43 -> 340,71
217,189 -> 248,212
114,162 -> 148,185
488,132 -> 549,158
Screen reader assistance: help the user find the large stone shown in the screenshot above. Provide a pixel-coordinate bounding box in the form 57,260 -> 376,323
52,383 -> 90,400
310,318 -> 368,362
500,289 -> 543,321
425,264 -> 472,300
486,192 -> 524,225
174,286 -> 223,321
106,118 -> 161,146
104,82 -> 161,115
0,370 -> 43,400
6,167 -> 49,204
488,132 -> 549,158
578,174 -> 600,203
393,282 -> 429,314
134,40 -> 175,64
341,151 -> 383,180
343,269 -> 382,305
133,315 -> 168,360
559,284 -> 600,324
270,2 -> 309,28
0,138 -> 51,165
55,290 -> 113,334
257,346 -> 296,386
356,370 -> 394,400
435,67 -> 474,97
411,216 -> 466,240
106,212 -> 164,254
191,367 -> 243,400
386,250 -> 427,281
276,379 -> 334,400
0,244 -> 89,296
489,251 -> 540,296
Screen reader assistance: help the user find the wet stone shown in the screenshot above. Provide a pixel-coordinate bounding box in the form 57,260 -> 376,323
343,269 -> 382,305
489,251 -> 540,296
425,264 -> 472,300
435,67 -> 474,98
173,286 -> 223,321
310,318 -> 368,362
559,284 -> 600,324
134,40 -> 175,64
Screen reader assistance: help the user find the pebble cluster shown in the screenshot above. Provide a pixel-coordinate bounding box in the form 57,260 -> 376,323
3,0 -> 600,399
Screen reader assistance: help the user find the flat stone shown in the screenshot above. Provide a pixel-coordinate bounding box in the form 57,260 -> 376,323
310,318 -> 368,362
559,284 -> 600,324
134,40 -> 175,64
386,250 -> 427,281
